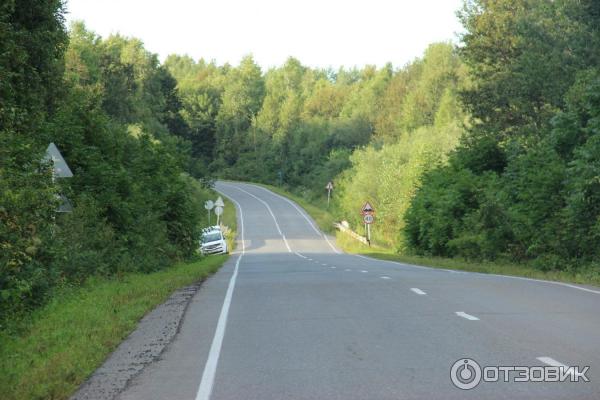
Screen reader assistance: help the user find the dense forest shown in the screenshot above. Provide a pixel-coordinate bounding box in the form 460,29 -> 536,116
1,2 -> 213,320
165,43 -> 468,246
168,0 -> 600,275
3,0 -> 600,320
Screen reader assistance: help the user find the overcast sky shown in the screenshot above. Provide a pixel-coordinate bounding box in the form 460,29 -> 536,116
65,0 -> 465,69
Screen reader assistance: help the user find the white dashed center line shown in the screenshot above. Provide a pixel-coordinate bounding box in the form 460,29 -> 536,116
455,311 -> 479,321
380,276 -> 391,280
410,288 -> 427,295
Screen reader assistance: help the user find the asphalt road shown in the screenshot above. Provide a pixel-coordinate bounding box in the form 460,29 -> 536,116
117,181 -> 600,400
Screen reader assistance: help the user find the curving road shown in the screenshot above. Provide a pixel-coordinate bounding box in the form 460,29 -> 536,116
117,181 -> 600,400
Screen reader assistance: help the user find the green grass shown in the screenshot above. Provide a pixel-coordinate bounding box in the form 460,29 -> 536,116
0,255 -> 228,400
220,195 -> 238,251
0,182 -> 237,400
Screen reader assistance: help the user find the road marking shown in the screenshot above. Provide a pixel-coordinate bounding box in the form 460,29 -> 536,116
488,273 -> 600,295
380,276 -> 391,280
536,357 -> 579,378
455,311 -> 479,321
536,357 -> 578,377
321,263 -> 328,266
307,258 -> 313,261
345,268 -> 351,272
411,288 -> 427,295
230,185 -> 291,253
295,252 -> 306,259
354,254 -> 430,270
330,266 -> 336,269
353,252 -> 600,296
537,357 -> 568,367
361,270 -> 368,273
195,193 -> 245,400
253,184 -> 341,254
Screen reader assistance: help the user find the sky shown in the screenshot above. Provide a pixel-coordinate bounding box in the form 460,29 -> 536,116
65,0 -> 465,69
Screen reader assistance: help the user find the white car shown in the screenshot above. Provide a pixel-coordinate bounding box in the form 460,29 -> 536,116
200,227 -> 228,255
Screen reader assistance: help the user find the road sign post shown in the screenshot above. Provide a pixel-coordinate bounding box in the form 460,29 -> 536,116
325,181 -> 334,208
44,143 -> 74,214
361,202 -> 375,246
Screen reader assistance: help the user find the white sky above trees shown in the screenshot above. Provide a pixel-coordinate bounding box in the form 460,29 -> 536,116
65,0 -> 464,69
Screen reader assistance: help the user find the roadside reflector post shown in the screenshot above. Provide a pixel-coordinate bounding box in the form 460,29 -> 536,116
205,200 -> 214,225
214,196 -> 225,226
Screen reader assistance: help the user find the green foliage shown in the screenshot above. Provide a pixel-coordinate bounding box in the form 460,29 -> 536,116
405,0 -> 600,275
1,0 -> 67,317
329,44 -> 467,249
1,16 -> 212,321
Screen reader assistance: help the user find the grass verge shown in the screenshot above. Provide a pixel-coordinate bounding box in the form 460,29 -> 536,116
0,255 -> 228,400
252,182 -> 600,287
220,195 -> 237,251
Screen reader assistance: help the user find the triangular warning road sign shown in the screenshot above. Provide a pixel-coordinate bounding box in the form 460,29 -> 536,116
44,143 -> 73,178
361,202 -> 375,214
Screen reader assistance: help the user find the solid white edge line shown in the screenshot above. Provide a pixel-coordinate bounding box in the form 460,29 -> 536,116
353,255 -> 600,296
410,288 -> 427,295
455,311 -> 479,321
251,184 -> 341,254
229,185 -> 292,253
488,273 -> 600,295
195,192 -> 245,400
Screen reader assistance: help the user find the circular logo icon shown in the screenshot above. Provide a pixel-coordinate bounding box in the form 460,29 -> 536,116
450,358 -> 482,390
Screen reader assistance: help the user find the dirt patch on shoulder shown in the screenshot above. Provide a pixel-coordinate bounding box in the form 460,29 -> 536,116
70,282 -> 203,400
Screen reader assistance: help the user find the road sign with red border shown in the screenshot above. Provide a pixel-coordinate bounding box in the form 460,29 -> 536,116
363,214 -> 374,224
361,202 -> 375,215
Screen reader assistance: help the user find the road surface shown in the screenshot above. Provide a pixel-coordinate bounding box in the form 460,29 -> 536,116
117,181 -> 600,400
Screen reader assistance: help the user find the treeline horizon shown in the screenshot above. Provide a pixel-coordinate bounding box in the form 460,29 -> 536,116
164,0 -> 600,278
3,0 -> 600,321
